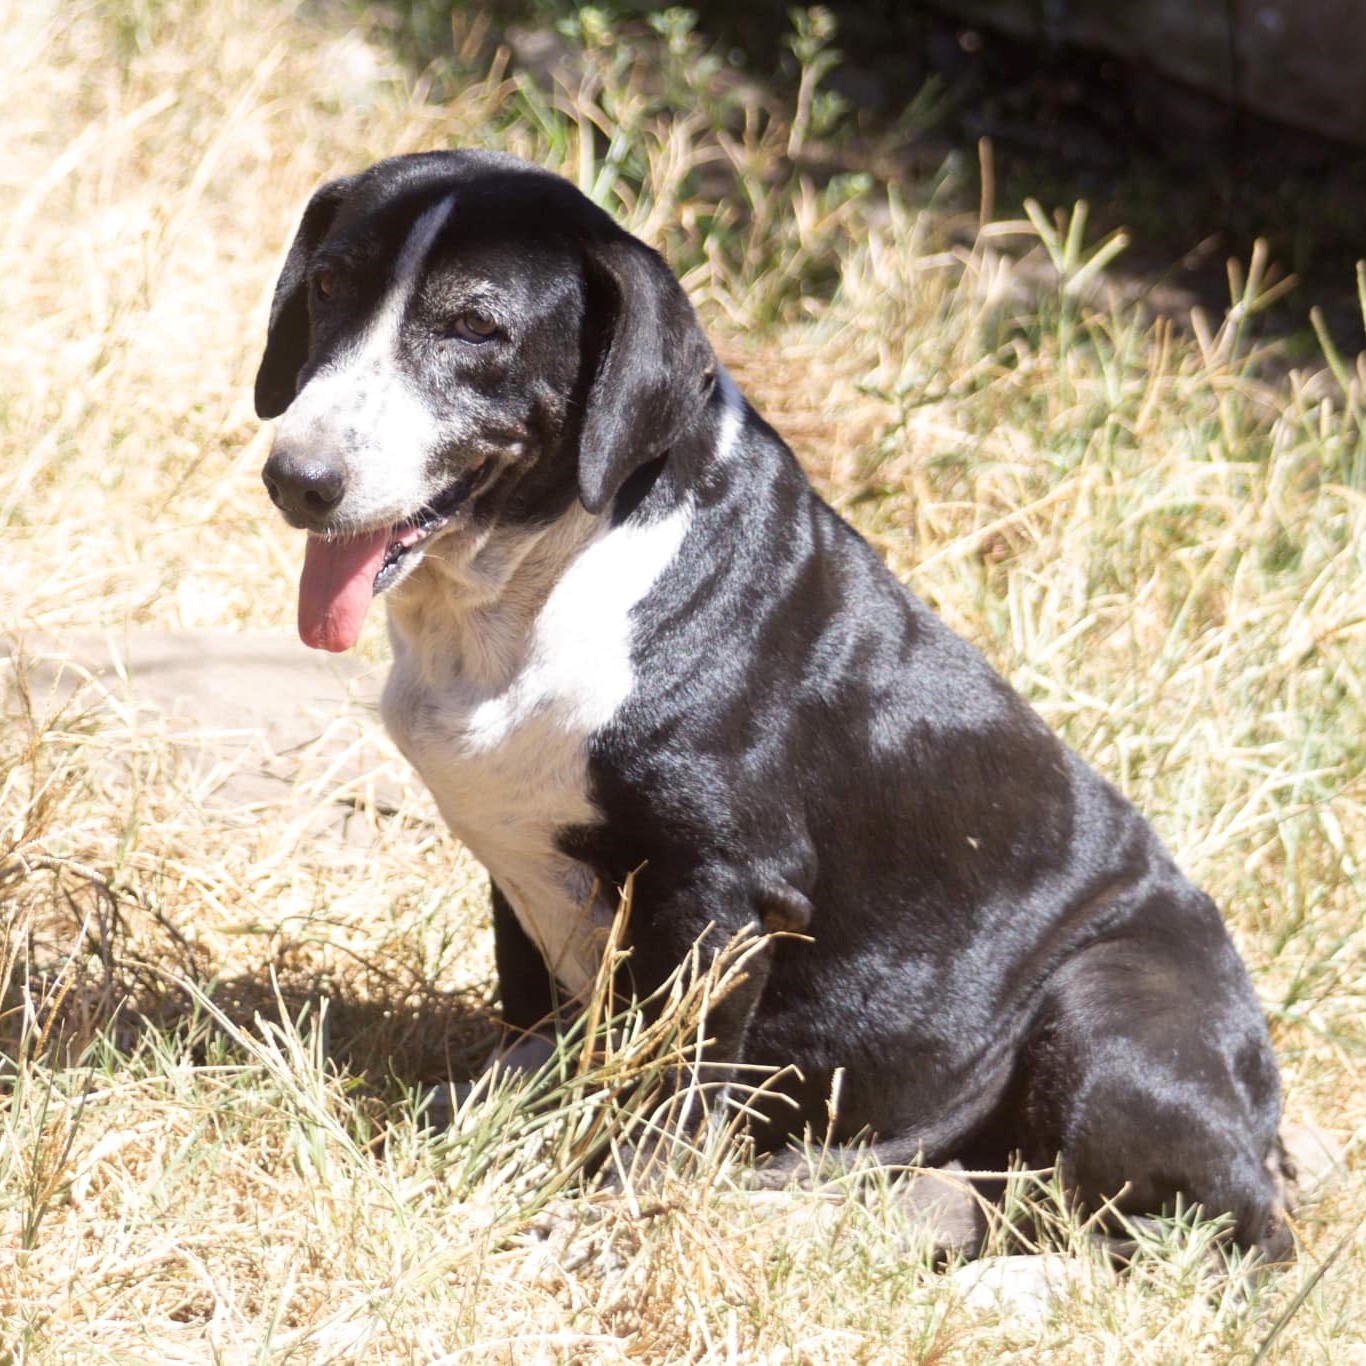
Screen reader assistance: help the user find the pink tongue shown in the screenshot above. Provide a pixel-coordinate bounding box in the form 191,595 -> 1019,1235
297,529 -> 392,652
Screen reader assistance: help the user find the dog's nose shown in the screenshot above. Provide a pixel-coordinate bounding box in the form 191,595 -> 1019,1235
262,446 -> 347,520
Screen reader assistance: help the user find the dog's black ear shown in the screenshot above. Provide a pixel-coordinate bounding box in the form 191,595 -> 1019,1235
253,176 -> 358,420
576,235 -> 715,514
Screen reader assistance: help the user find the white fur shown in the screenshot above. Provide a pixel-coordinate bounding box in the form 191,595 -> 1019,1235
273,194 -> 462,531
382,499 -> 693,998
713,367 -> 745,464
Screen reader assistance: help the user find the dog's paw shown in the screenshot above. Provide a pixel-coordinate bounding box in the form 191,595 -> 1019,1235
417,1033 -> 560,1132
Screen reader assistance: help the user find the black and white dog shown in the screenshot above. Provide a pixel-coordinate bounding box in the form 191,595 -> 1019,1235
255,150 -> 1289,1258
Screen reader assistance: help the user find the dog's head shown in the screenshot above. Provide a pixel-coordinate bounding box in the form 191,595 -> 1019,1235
254,150 -> 715,651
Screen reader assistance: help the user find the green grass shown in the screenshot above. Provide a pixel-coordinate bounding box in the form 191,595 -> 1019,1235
1,0 -> 1363,1359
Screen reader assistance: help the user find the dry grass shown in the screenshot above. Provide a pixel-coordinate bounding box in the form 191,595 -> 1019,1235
2,1 -> 1364,1359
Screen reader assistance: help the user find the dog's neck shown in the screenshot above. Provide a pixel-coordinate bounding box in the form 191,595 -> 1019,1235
386,505 -> 605,691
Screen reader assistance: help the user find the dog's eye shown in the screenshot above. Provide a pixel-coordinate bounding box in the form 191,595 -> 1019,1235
311,269 -> 339,301
447,311 -> 499,344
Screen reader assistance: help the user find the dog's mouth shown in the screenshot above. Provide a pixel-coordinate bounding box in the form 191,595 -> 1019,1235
296,464 -> 486,653
372,465 -> 485,594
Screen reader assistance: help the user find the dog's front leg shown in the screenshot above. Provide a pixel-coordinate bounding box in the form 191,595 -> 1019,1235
467,883 -> 559,1084
425,886 -> 560,1126
608,873 -> 780,1180
490,883 -> 557,1036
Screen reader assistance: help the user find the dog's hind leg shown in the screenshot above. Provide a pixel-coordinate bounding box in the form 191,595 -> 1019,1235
1015,917 -> 1292,1263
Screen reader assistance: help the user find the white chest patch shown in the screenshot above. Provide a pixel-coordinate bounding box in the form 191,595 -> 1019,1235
381,500 -> 692,997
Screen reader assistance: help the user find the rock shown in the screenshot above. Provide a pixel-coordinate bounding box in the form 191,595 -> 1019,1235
1281,1121 -> 1349,1204
950,1253 -> 1088,1320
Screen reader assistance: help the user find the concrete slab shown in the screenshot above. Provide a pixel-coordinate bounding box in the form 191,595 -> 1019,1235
2,629 -> 411,828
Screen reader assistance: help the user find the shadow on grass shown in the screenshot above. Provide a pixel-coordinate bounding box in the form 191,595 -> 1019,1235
1,938 -> 502,1097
